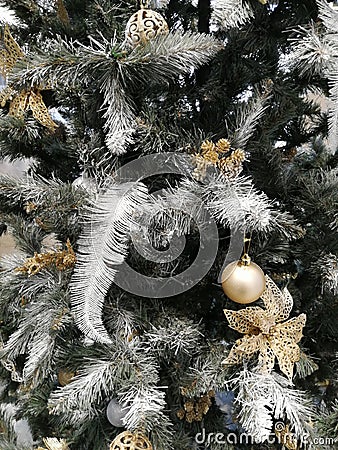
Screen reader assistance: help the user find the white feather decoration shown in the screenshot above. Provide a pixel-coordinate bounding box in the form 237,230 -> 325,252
70,182 -> 149,344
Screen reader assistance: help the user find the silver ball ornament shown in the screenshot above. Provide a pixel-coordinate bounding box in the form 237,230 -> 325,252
106,398 -> 130,428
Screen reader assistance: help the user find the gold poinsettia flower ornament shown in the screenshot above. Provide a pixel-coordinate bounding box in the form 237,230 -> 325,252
223,275 -> 306,381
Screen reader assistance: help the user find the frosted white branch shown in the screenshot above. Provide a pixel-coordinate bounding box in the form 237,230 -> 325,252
212,0 -> 254,29
100,78 -> 137,155
206,175 -> 297,235
286,25 -> 334,77
311,253 -> 338,295
48,359 -> 118,418
231,94 -> 269,149
123,31 -> 222,81
233,369 -> 314,443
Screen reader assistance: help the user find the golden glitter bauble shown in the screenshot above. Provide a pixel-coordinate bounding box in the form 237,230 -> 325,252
221,259 -> 266,304
57,370 -> 75,386
125,9 -> 169,47
110,431 -> 153,450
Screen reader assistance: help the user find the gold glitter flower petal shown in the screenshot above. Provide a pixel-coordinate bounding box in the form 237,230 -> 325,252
269,338 -> 301,381
0,86 -> 14,107
8,90 -> 29,119
28,90 -> 58,130
236,334 -> 263,355
0,24 -> 24,76
257,336 -> 276,374
275,314 -> 307,344
224,307 -> 267,334
261,275 -> 293,322
222,334 -> 261,365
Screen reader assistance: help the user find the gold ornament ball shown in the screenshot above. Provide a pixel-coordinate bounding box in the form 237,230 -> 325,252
110,431 -> 153,450
125,9 -> 169,47
221,260 -> 266,304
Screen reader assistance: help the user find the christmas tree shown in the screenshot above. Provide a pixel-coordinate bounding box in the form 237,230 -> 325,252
0,0 -> 337,449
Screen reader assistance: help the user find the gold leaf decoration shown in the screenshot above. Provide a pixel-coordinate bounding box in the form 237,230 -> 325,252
0,85 -> 15,107
223,275 -> 306,381
52,307 -> 70,331
8,89 -> 29,118
57,369 -> 75,386
28,89 -> 58,130
0,24 -> 24,76
177,390 -> 215,423
16,239 -> 76,276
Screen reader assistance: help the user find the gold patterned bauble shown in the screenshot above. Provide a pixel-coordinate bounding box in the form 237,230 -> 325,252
57,369 -> 75,386
125,6 -> 169,47
110,431 -> 153,450
221,256 -> 266,304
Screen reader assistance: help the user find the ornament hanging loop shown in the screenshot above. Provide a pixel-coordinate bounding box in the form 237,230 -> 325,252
240,253 -> 251,266
241,233 -> 252,266
140,0 -> 151,9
